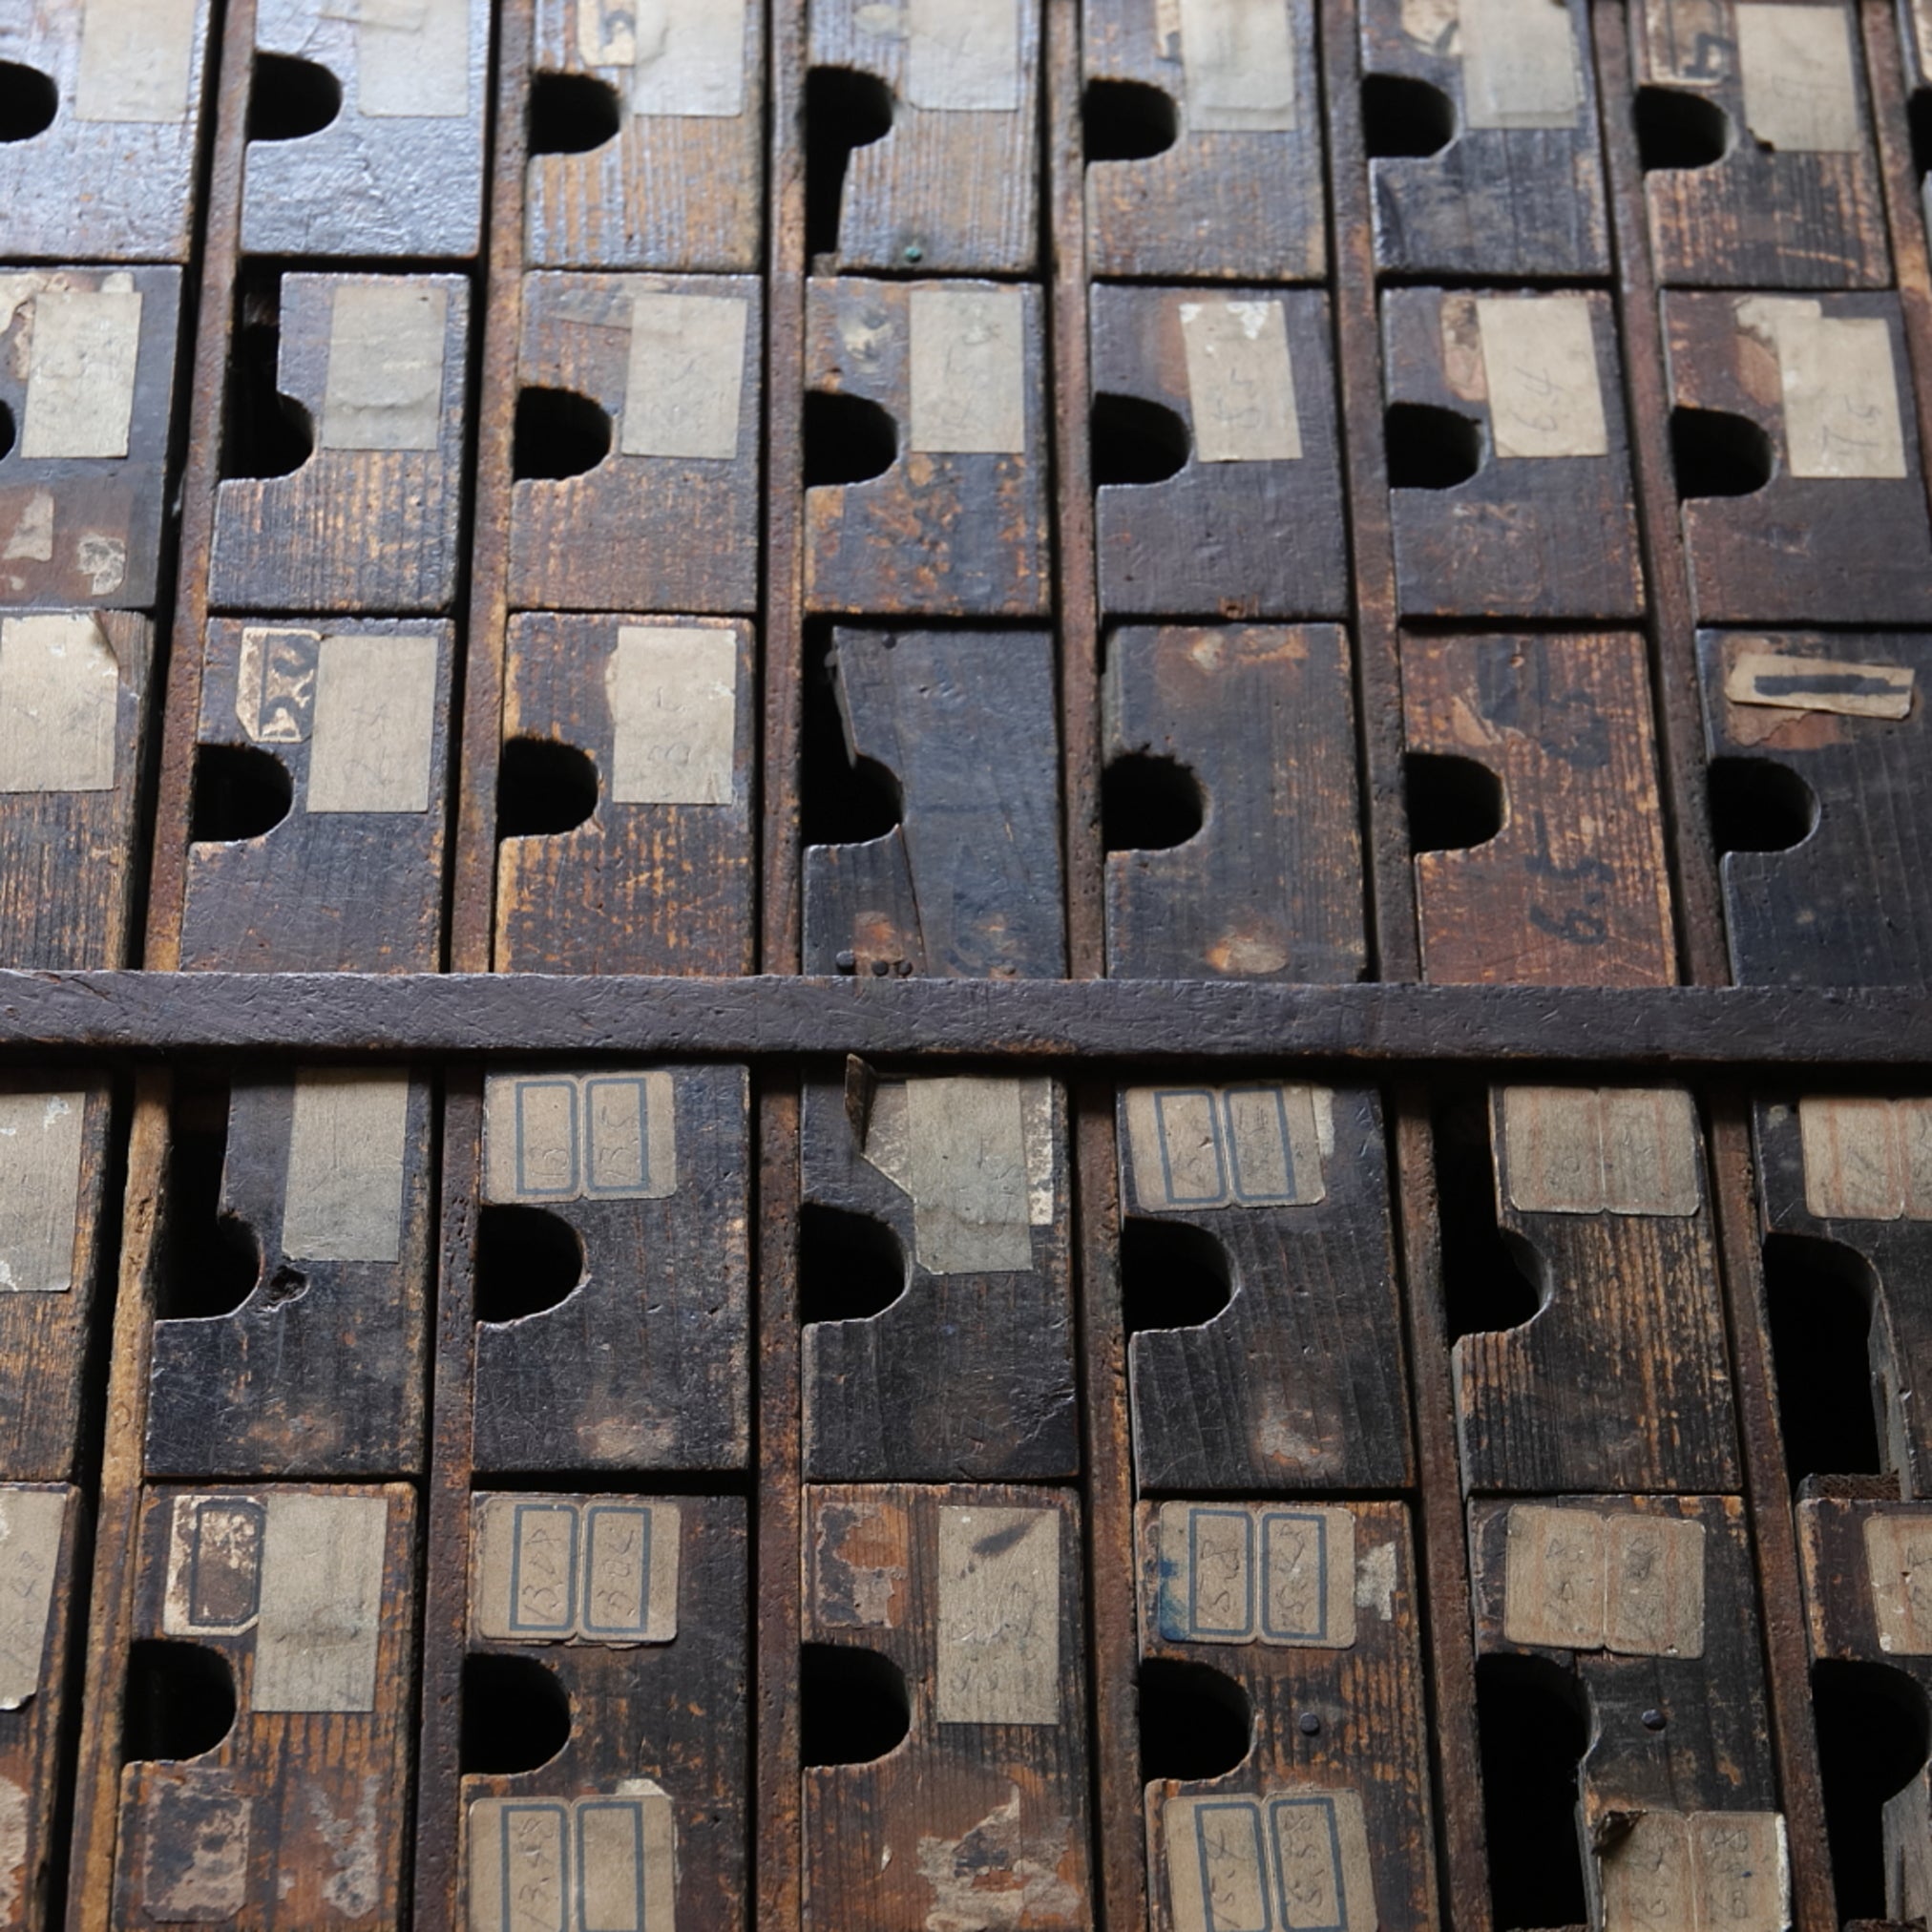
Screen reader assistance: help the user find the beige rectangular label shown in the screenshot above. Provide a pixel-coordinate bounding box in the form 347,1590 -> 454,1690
1460,0 -> 1582,128
468,1791 -> 676,1932
909,286 -> 1027,454
357,0 -> 471,117
1502,1086 -> 1701,1216
1600,1810 -> 1789,1931
0,1490 -> 66,1711
76,0 -> 198,121
1504,1504 -> 1706,1657
163,1495 -> 265,1636
902,1078 -> 1033,1273
1799,1096 -> 1932,1220
483,1071 -> 677,1204
20,286 -> 142,460
1605,1513 -> 1707,1657
936,1504 -> 1060,1725
1179,0 -> 1297,131
607,626 -> 737,805
307,633 -> 438,813
1164,1790 -> 1376,1932
1126,1083 -> 1328,1212
1477,295 -> 1608,459
622,0 -> 748,115
906,0 -> 1021,110
1727,650 -> 1915,719
0,616 -> 119,795
472,1495 -> 679,1645
252,1493 -> 388,1712
1864,1513 -> 1932,1654
1738,297 -> 1907,481
1736,3 -> 1859,152
322,282 -> 448,452
1154,1502 -> 1356,1648
1181,300 -> 1301,463
621,291 -> 748,460
0,1092 -> 86,1294
281,1070 -> 410,1263
236,626 -> 320,744
1503,1502 -> 1607,1650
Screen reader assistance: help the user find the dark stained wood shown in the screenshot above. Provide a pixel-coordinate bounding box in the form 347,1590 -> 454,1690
144,1069 -> 432,1480
242,0 -> 487,257
801,1066 -> 1079,1480
111,1483 -> 417,1931
803,627 -> 1066,979
1120,1082 -> 1413,1493
1139,1499 -> 1437,1930
1362,0 -> 1606,278
525,0 -> 766,269
1091,283 -> 1347,622
1083,0 -> 1326,282
470,1062 -> 751,1473
209,272 -> 471,617
1701,630 -> 1932,987
1104,624 -> 1367,984
177,619 -> 453,975
802,1484 -> 1092,1929
809,0 -> 1040,275
1664,288 -> 1932,624
1405,631 -> 1677,989
1385,287 -> 1644,620
494,614 -> 755,975
1635,0 -> 1889,288
805,277 -> 1050,618
508,272 -> 762,616
0,269 -> 182,614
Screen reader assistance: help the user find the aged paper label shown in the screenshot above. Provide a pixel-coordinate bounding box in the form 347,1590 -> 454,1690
1477,295 -> 1608,458
0,1490 -> 66,1711
21,286 -> 142,460
483,1071 -> 677,1204
281,1069 -> 410,1263
1164,1790 -> 1376,1932
306,632 -> 438,814
902,1078 -> 1032,1273
1460,0 -> 1582,128
621,291 -> 749,460
77,0 -> 198,122
1737,296 -> 1907,480
1501,1086 -> 1702,1216
252,1492 -> 388,1713
1727,649 -> 1915,719
1503,1504 -> 1707,1656
1864,1513 -> 1932,1653
235,626 -> 319,744
163,1495 -> 265,1636
619,0 -> 748,115
1124,1083 -> 1328,1211
1735,3 -> 1859,152
909,287 -> 1027,454
607,625 -> 736,805
142,1779 -> 251,1922
906,0 -> 1020,110
321,282 -> 448,452
936,1505 -> 1060,1724
0,616 -> 119,795
1799,1096 -> 1932,1220
358,0 -> 470,116
473,1496 -> 679,1645
1599,1809 -> 1789,1931
1155,1502 -> 1357,1648
1179,0 -> 1297,132
0,1092 -> 87,1293
469,1790 -> 676,1932
1180,300 -> 1301,462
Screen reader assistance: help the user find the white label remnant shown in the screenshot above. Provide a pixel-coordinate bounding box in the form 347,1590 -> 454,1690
621,292 -> 749,459
0,616 -> 119,796
1181,300 -> 1301,463
1460,0 -> 1582,129
607,625 -> 737,805
1179,0 -> 1298,132
936,1505 -> 1060,1725
906,0 -> 1021,111
252,1493 -> 388,1713
358,0 -> 471,117
1476,295 -> 1609,459
20,286 -> 143,461
76,0 -> 198,122
1738,296 -> 1906,481
0,1093 -> 86,1295
619,0 -> 749,116
281,1069 -> 410,1263
1726,649 -> 1915,719
322,282 -> 449,453
1735,3 -> 1860,153
909,287 -> 1027,454
306,633 -> 439,814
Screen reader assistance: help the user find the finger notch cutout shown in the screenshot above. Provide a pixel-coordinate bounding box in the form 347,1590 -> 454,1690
1362,74 -> 1455,158
799,1205 -> 906,1324
1139,1657 -> 1251,1781
473,1205 -> 585,1324
1083,79 -> 1179,162
800,1644 -> 911,1767
1102,752 -> 1204,853
461,1653 -> 572,1774
496,737 -> 598,839
1120,1219 -> 1233,1335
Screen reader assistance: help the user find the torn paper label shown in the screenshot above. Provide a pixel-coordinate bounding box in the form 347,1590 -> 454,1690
1737,296 -> 1907,480
0,616 -> 118,795
1735,2 -> 1859,153
0,1092 -> 87,1293
1181,300 -> 1301,462
0,1490 -> 66,1710
282,1069 -> 410,1263
1726,650 -> 1913,719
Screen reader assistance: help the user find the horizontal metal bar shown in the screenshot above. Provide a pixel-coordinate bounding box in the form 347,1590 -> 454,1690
0,972 -> 1922,1068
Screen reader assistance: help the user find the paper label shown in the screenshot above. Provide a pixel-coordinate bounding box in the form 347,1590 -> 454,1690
906,0 -> 1021,110
483,1071 -> 677,1204
0,616 -> 119,795
469,1791 -> 676,1932
0,1092 -> 86,1294
1179,0 -> 1297,132
621,292 -> 749,460
0,1491 -> 66,1711
607,626 -> 737,805
1155,1502 -> 1357,1648
1180,300 -> 1301,463
76,0 -> 198,121
235,626 -> 320,745
1799,1096 -> 1932,1220
1125,1083 -> 1328,1212
142,1779 -> 251,1922
306,633 -> 438,814
281,1069 -> 410,1263
1460,0 -> 1582,128
251,1493 -> 388,1713
1737,296 -> 1907,481
935,1505 -> 1060,1725
20,287 -> 142,461
1599,1810 -> 1789,1932
1864,1513 -> 1932,1654
473,1496 -> 679,1644
1726,650 -> 1915,718
321,282 -> 449,453
617,0 -> 748,116
358,0 -> 470,116
1477,295 -> 1608,459
1735,3 -> 1859,152
909,287 -> 1027,454
163,1496 -> 265,1636
1501,1086 -> 1702,1216
1163,1790 -> 1376,1932
1502,1504 -> 1707,1657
